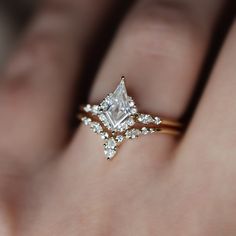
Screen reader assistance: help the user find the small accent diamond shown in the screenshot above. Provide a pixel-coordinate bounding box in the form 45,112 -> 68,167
104,138 -> 117,159
155,117 -> 161,125
128,97 -> 136,107
149,128 -> 155,133
81,117 -> 91,125
91,105 -> 101,115
100,100 -> 109,110
126,129 -> 141,139
116,135 -> 124,143
127,117 -> 135,126
100,132 -> 109,140
98,114 -> 106,121
141,127 -> 149,135
138,114 -> 154,124
90,122 -> 102,134
130,107 -> 138,115
84,104 -> 92,112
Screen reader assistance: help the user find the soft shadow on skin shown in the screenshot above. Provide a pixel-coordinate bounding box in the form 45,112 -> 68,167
1,0 -> 37,29
182,0 -> 235,126
0,1 -> 37,70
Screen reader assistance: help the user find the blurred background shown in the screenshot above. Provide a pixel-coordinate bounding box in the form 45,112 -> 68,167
0,0 -> 37,68
0,0 -> 234,76
0,0 -> 235,124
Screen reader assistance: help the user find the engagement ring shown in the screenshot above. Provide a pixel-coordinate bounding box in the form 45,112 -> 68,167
78,76 -> 182,160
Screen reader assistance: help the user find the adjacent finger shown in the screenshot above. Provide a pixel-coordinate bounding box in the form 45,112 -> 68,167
180,20 -> 236,161
0,0 -> 120,164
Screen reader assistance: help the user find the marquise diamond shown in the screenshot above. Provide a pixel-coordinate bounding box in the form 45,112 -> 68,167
138,114 -> 154,124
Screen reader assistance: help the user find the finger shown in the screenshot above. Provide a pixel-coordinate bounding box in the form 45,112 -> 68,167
90,0 -> 224,118
180,20 -> 236,161
73,0 -> 224,164
0,0 -> 122,165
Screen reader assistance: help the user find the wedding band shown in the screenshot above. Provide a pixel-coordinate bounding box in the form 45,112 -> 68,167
78,76 -> 183,160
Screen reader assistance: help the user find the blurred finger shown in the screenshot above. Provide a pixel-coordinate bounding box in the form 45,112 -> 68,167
180,20 -> 236,161
0,0 -> 121,165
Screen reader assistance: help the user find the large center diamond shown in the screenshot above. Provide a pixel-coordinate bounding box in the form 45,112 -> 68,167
100,78 -> 136,131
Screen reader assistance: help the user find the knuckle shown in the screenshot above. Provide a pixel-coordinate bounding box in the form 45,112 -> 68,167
5,32 -> 65,81
120,1 -> 201,59
23,33 -> 64,68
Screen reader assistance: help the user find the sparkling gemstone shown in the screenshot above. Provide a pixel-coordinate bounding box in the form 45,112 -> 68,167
91,105 -> 101,115
104,138 -> 117,159
81,117 -> 91,125
125,130 -> 132,139
155,117 -> 161,125
149,128 -> 155,133
126,129 -> 141,139
99,78 -> 137,132
138,114 -> 154,124
104,149 -> 116,159
141,127 -> 149,135
116,135 -> 124,143
128,99 -> 135,107
98,114 -> 106,122
127,117 -> 135,126
90,122 -> 102,134
105,137 -> 116,149
116,122 -> 129,132
84,104 -> 92,112
100,100 -> 109,110
130,107 -> 138,115
100,132 -> 109,140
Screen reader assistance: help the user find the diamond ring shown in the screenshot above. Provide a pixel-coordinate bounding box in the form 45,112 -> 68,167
78,76 -> 182,160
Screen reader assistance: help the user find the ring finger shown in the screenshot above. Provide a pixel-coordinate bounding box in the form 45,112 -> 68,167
73,0 -> 225,165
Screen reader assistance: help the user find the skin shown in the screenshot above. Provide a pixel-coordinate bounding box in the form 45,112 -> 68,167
0,0 -> 236,235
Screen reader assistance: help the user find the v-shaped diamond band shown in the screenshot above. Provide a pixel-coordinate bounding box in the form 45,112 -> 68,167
78,76 -> 182,160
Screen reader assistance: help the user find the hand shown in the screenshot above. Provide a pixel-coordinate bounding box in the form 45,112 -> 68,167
0,0 -> 235,235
